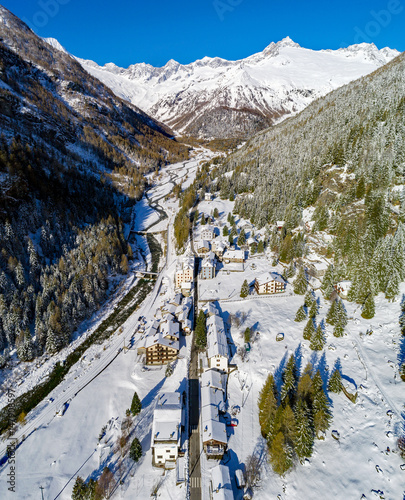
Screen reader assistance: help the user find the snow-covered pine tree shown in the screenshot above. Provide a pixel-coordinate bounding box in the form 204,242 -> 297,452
294,266 -> 307,295
310,324 -> 325,351
280,355 -> 297,403
303,317 -> 315,341
361,293 -> 375,319
294,304 -> 307,322
328,361 -> 342,393
294,400 -> 314,461
240,279 -> 249,298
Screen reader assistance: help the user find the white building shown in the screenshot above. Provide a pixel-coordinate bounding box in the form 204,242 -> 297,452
336,280 -> 352,299
201,225 -> 215,241
207,314 -> 228,372
152,392 -> 184,468
201,252 -> 216,280
175,256 -> 195,289
223,249 -> 245,264
210,465 -> 233,500
196,239 -> 211,254
254,273 -> 286,294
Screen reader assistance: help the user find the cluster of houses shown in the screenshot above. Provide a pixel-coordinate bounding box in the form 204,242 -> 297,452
137,293 -> 193,365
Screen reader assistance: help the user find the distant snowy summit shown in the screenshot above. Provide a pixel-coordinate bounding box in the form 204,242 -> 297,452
48,36 -> 400,139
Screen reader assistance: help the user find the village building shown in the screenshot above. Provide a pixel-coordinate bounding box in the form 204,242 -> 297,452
152,392 -> 184,469
223,249 -> 245,264
205,192 -> 212,201
212,240 -> 227,261
181,281 -> 193,297
201,403 -> 227,458
201,252 -> 216,280
196,240 -> 211,255
201,225 -> 216,241
336,280 -> 351,299
254,273 -> 286,295
175,256 -> 195,289
210,465 -> 233,500
202,301 -> 219,317
206,314 -> 228,372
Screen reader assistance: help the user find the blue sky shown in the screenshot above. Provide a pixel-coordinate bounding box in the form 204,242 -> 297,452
3,0 -> 404,67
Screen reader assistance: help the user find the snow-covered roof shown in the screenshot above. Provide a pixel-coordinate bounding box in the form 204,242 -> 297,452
255,272 -> 286,286
202,414 -> 227,445
170,293 -> 183,306
160,319 -> 180,339
182,256 -> 195,270
152,392 -> 182,444
211,465 -> 233,500
202,302 -> 219,316
201,369 -> 225,392
201,386 -> 226,412
207,315 -> 228,360
223,249 -> 245,260
196,239 -> 211,250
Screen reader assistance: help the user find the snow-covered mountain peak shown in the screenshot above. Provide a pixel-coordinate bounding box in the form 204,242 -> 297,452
77,38 -> 400,139
43,37 -> 69,54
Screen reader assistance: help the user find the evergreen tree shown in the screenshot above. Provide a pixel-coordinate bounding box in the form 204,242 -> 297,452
294,267 -> 307,295
201,213 -> 206,225
286,261 -> 295,279
294,304 -> 307,322
333,324 -> 344,338
258,374 -> 278,438
280,355 -> 297,403
309,300 -> 318,319
257,240 -> 265,254
294,400 -> 314,461
195,310 -> 207,349
240,279 -> 249,298
385,269 -> 399,301
310,324 -> 325,351
303,317 -> 315,341
321,264 -> 335,299
228,233 -> 234,246
213,208 -> 219,219
361,293 -> 375,319
129,437 -> 142,462
304,290 -> 315,308
222,225 -> 229,237
311,371 -> 331,436
237,229 -> 246,246
269,432 -> 293,476
130,392 -> 142,416
244,327 -> 251,343
326,299 -> 338,325
328,362 -> 342,393
281,402 -> 297,447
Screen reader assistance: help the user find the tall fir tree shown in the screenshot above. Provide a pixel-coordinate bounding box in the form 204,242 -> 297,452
130,391 -> 142,416
294,266 -> 307,295
294,400 -> 314,461
303,317 -> 315,341
294,304 -> 307,322
280,355 -> 297,403
269,432 -> 293,476
361,293 -> 375,319
310,324 -> 325,351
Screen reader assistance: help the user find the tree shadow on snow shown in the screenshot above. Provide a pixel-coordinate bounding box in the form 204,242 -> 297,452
274,351 -> 289,398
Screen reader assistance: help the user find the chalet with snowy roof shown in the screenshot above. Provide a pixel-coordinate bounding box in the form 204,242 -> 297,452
202,403 -> 227,458
276,221 -> 285,230
205,192 -> 213,201
210,465 -> 233,500
202,301 -> 219,317
254,273 -> 286,295
201,225 -> 216,241
201,369 -> 226,393
335,280 -> 351,299
207,314 -> 228,372
201,252 -> 216,280
170,293 -> 183,307
223,249 -> 245,264
212,240 -> 227,261
152,392 -> 184,468
196,240 -> 211,255
160,318 -> 180,342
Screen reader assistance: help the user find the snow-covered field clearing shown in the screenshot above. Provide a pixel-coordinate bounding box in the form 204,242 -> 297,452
200,289 -> 405,500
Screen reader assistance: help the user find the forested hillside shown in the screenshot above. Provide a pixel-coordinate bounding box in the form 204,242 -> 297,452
0,6 -> 189,364
217,52 -> 405,305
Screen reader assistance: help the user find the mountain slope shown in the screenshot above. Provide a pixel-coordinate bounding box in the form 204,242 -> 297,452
77,37 -> 399,139
0,5 -> 189,363
217,50 -> 405,305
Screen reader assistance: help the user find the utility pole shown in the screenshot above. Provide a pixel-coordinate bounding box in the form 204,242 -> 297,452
39,486 -> 45,500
